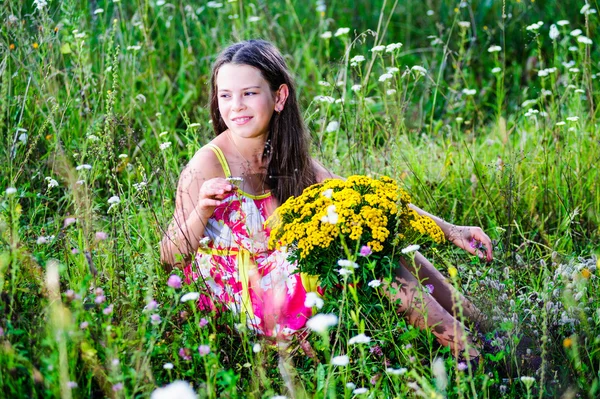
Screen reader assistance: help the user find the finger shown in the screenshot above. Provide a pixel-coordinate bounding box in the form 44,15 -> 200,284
200,198 -> 222,208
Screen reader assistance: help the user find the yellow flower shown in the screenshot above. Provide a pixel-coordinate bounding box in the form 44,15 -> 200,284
563,337 -> 573,348
448,266 -> 458,278
32,42 -> 39,49
581,268 -> 591,279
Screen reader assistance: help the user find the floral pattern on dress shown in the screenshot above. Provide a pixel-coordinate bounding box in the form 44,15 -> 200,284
184,191 -> 314,339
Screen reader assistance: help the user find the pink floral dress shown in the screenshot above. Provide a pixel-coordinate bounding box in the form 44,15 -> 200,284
184,144 -> 319,339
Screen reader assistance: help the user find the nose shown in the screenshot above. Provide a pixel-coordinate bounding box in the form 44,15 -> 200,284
232,94 -> 245,111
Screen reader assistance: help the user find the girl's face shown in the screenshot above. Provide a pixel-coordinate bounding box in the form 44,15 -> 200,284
216,63 -> 281,140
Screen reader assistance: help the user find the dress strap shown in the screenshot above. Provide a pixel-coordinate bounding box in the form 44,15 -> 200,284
206,143 -> 232,178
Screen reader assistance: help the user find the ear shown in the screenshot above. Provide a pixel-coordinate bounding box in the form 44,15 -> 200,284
274,84 -> 289,112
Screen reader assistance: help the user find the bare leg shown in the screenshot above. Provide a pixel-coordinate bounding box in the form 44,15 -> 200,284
400,252 -> 485,326
385,262 -> 480,358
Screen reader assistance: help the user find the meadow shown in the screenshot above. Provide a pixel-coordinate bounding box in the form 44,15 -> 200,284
1,0 -> 599,397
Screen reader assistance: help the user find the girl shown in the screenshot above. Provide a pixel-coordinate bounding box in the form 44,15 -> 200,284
160,40 -> 493,359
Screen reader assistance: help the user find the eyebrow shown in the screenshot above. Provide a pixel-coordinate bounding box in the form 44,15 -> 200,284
218,86 -> 262,92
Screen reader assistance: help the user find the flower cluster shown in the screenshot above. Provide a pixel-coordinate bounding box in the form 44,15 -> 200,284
267,176 -> 444,278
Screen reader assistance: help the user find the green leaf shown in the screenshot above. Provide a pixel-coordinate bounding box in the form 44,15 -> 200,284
60,43 -> 71,54
316,363 -> 326,392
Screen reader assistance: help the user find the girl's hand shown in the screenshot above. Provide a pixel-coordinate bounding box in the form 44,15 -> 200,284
196,178 -> 234,216
448,225 -> 493,262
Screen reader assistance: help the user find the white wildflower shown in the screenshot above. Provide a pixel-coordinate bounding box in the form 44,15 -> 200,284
314,95 -> 335,104
568,46 -> 578,51
491,67 -> 502,74
348,333 -> 371,344
562,60 -> 576,68
207,1 -> 223,8
570,29 -> 582,37
337,259 -> 359,269
94,8 -> 104,14
411,65 -> 427,75
488,45 -> 502,53
353,388 -> 368,395
386,42 -> 403,52
108,195 -> 120,205
306,313 -> 338,333
386,89 -> 397,95
378,73 -> 393,82
462,88 -> 477,96
320,31 -> 332,39
247,16 -> 260,23
334,27 -> 350,37
458,21 -> 470,29
556,20 -> 569,26
87,135 -> 99,141
253,343 -> 261,353
326,121 -> 339,132
45,177 -> 59,188
320,204 -> 338,224
566,116 -> 579,121
162,363 -> 174,369
526,21 -> 543,31
118,154 -> 128,159
351,84 -> 362,92
346,382 -> 356,390
337,268 -> 353,276
150,380 -> 197,399
318,81 -> 331,87
180,292 -> 200,303
581,4 -> 591,14
350,55 -> 365,63
331,355 -> 349,366
76,164 -> 92,171
321,189 -> 333,199
549,24 -> 559,40
386,367 -> 408,375
6,187 -> 17,195
18,132 -> 28,144
569,67 -> 580,73
427,10 -> 434,16
304,292 -> 324,309
401,244 -> 420,254
368,279 -> 381,288
33,0 -> 47,11
541,89 -> 552,96
577,36 -> 593,45
555,121 -> 566,126
371,45 -> 386,52
159,142 -> 172,150
387,67 -> 400,74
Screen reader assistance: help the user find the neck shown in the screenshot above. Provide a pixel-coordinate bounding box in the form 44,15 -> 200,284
226,131 -> 269,169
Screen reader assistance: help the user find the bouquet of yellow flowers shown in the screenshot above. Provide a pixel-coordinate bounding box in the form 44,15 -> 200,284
267,175 -> 445,289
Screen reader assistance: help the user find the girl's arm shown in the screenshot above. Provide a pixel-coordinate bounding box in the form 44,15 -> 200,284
409,204 -> 493,262
160,149 -> 233,269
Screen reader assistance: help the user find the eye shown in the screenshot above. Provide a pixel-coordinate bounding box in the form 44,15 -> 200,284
219,93 -> 231,99
245,91 -> 257,96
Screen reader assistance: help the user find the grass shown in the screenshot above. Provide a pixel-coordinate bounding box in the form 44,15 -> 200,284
1,0 -> 599,397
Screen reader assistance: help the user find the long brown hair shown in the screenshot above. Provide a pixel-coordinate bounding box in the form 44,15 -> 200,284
209,40 -> 317,204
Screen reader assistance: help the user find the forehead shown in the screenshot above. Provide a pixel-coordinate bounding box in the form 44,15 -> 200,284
216,64 -> 269,90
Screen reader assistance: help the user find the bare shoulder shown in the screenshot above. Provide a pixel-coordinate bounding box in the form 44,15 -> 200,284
174,144 -> 225,210
311,158 -> 343,183
179,144 -> 225,186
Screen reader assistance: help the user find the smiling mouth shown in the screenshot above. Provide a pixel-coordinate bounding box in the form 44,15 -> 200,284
232,116 -> 252,124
